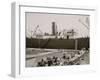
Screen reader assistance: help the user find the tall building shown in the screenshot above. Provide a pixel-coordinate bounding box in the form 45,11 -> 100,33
52,22 -> 57,35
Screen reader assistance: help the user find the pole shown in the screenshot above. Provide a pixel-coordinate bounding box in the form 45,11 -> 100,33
75,39 -> 78,50
38,38 -> 41,48
31,31 -> 33,48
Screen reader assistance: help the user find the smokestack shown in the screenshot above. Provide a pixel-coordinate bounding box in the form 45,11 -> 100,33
52,22 -> 57,35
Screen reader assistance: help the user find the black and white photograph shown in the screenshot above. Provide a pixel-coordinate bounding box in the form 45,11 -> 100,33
25,12 -> 90,67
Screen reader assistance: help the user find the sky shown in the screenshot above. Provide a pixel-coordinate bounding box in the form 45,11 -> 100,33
26,12 -> 90,38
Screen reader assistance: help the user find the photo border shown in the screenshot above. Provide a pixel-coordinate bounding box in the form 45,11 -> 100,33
11,2 -> 96,78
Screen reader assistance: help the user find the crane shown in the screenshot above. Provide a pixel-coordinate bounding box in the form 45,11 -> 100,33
33,25 -> 39,36
30,25 -> 39,38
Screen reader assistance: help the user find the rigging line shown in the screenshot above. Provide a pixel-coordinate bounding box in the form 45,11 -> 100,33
78,19 -> 89,30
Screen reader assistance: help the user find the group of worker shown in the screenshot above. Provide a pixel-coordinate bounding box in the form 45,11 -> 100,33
36,48 -> 88,67
37,53 -> 76,67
